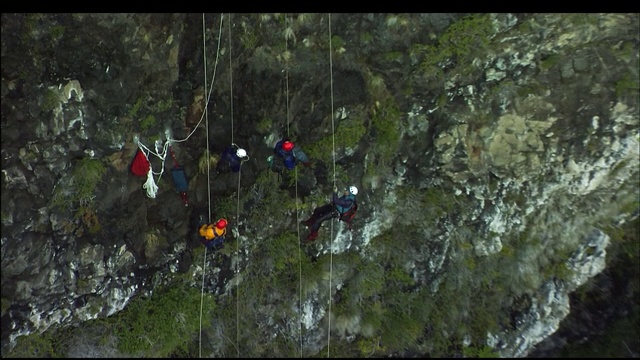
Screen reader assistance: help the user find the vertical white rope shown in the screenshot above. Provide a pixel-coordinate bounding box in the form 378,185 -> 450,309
235,165 -> 242,359
199,246 -> 207,358
204,15 -> 212,226
296,165 -> 303,359
327,13 -> 335,359
204,12 -> 225,220
229,13 -> 242,359
286,17 -> 290,139
283,14 -> 304,358
199,12 -> 225,359
170,15 -> 222,147
229,13 -> 234,145
199,13 -> 209,359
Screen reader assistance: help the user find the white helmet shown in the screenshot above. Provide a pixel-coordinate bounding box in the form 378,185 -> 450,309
349,186 -> 358,195
236,148 -> 247,158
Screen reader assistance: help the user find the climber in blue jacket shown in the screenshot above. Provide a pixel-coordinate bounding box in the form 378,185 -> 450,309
302,185 -> 358,242
218,143 -> 249,173
269,139 -> 310,173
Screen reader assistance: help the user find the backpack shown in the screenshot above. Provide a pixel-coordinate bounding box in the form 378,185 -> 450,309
171,166 -> 189,192
130,149 -> 150,177
268,155 -> 285,173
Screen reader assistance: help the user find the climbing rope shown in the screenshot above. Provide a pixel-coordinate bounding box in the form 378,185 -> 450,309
198,12 -> 225,359
131,12 -> 229,358
227,13 -> 243,359
199,245 -> 207,359
229,13 -> 235,146
282,14 -> 304,358
142,163 -> 159,198
235,159 -> 241,359
327,13 -> 336,358
199,12 -> 209,359
295,167 -> 303,359
286,22 -> 291,139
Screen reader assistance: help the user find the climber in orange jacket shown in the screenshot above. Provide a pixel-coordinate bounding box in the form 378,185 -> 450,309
199,218 -> 227,250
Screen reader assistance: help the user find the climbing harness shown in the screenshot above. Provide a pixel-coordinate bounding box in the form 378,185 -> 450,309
336,202 -> 358,230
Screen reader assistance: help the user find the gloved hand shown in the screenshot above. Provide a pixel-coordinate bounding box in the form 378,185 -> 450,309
333,186 -> 338,193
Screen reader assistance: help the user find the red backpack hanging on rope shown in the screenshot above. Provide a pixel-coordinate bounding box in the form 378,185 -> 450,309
130,149 -> 151,177
130,143 -> 160,199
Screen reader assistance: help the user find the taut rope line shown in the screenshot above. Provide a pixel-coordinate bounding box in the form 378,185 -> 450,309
286,21 -> 291,139
199,244 -> 207,359
199,12 -> 209,359
283,14 -> 305,358
198,12 -> 225,358
229,13 -> 235,145
327,13 -> 336,358
228,13 -> 242,359
235,162 -> 242,359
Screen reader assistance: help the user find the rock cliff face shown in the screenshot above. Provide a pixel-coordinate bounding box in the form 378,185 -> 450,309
1,13 -> 638,357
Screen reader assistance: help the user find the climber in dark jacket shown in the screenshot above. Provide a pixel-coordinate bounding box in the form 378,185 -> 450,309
218,143 -> 249,173
269,139 -> 310,172
302,185 -> 358,242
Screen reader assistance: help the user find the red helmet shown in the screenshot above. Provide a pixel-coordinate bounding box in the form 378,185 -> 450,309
215,219 -> 228,229
282,141 -> 294,152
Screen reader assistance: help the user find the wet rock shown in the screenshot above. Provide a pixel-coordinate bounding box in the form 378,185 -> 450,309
1,12 -> 638,358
